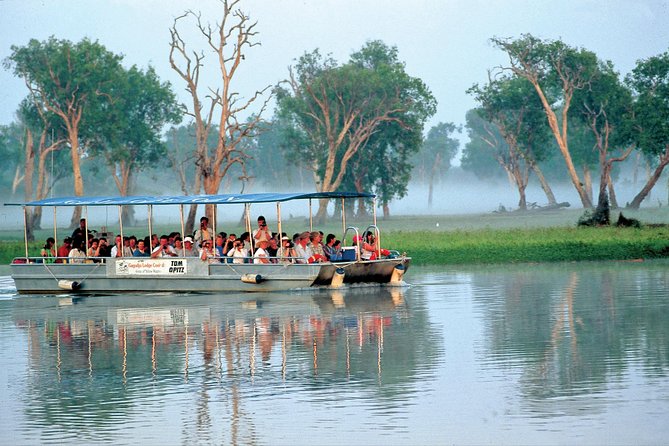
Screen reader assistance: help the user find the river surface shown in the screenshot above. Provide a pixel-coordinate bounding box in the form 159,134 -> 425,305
0,262 -> 668,445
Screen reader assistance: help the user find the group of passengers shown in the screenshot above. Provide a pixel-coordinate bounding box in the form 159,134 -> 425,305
40,215 -> 385,264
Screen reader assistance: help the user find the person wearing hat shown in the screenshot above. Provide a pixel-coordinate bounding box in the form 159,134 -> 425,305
178,236 -> 197,257
293,231 -> 312,264
253,239 -> 271,264
278,236 -> 296,264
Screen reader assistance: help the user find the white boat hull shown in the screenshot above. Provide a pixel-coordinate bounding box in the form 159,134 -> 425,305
10,257 -> 411,295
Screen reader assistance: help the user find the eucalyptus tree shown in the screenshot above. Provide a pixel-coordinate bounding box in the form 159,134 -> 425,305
491,34 -> 599,208
418,122 -> 460,209
169,0 -> 272,224
275,40 -> 436,222
89,65 -> 182,225
5,37 -> 124,226
626,50 -> 669,209
468,76 -> 556,210
461,109 -> 508,181
572,61 -> 634,210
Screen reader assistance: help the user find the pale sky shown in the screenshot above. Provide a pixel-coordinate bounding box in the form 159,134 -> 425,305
1,0 -> 668,136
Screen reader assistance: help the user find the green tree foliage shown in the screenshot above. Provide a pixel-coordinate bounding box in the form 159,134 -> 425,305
0,122 -> 25,198
461,108 -> 508,180
468,76 -> 556,209
5,37 -> 124,226
572,60 -> 634,210
492,34 -> 600,208
416,122 -> 460,209
275,40 -> 436,222
626,50 -> 669,208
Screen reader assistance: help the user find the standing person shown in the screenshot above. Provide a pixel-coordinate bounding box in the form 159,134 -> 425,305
56,237 -> 72,263
194,216 -> 213,248
253,216 -> 271,246
71,218 -> 91,240
122,237 -> 133,257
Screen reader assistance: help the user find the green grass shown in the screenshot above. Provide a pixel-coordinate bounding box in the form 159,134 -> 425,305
382,226 -> 669,265
3,208 -> 669,265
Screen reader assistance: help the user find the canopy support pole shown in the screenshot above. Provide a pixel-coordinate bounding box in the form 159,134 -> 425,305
276,202 -> 283,241
245,204 -> 252,250
22,206 -> 28,259
147,205 -> 153,249
179,204 -> 185,241
53,207 -> 58,258
84,206 -> 90,256
309,199 -> 313,232
341,198 -> 346,238
118,205 -> 124,257
372,197 -> 377,227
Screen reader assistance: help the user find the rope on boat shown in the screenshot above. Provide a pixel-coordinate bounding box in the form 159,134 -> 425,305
43,262 -> 103,290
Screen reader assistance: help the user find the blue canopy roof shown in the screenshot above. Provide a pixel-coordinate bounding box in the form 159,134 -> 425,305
5,192 -> 375,207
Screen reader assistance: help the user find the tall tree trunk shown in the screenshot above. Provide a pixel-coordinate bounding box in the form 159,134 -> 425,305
427,152 -> 441,208
628,147 -> 669,209
608,171 -> 619,209
23,129 -> 36,242
69,130 -> 84,228
583,165 -> 593,205
383,202 -> 390,219
529,162 -> 557,205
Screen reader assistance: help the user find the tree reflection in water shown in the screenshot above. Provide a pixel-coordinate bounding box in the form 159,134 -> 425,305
471,261 -> 669,408
11,286 -> 441,443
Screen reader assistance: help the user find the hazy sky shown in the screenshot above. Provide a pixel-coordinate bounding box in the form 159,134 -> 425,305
1,0 -> 668,136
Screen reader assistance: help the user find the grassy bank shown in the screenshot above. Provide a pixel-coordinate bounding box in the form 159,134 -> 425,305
3,224 -> 669,266
383,226 -> 669,265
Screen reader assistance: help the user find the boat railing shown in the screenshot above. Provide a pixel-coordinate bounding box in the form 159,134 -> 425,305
361,224 -> 382,259
342,226 -> 361,262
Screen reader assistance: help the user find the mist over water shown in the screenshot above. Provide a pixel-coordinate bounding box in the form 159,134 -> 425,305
1,169 -> 665,231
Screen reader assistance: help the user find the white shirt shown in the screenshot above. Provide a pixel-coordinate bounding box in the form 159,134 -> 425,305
253,247 -> 269,264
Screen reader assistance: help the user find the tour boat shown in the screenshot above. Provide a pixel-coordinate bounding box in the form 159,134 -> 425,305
6,192 -> 410,295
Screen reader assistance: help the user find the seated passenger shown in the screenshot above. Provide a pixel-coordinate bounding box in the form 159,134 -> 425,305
180,237 -> 197,257
308,231 -> 327,263
253,239 -> 271,264
68,239 -> 87,264
323,234 -> 341,261
266,237 -> 279,263
56,237 -> 72,263
151,235 -> 177,258
227,240 -> 247,264
41,237 -> 56,263
278,236 -> 296,263
133,239 -> 151,257
87,238 -> 99,257
293,232 -> 312,264
199,240 -> 218,264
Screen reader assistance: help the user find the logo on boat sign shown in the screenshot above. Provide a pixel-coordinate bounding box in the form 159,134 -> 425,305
115,259 -> 188,276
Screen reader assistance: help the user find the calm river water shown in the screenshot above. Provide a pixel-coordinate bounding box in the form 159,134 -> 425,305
0,262 -> 668,445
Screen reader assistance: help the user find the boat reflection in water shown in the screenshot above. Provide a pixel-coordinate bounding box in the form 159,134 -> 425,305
11,285 -> 440,443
